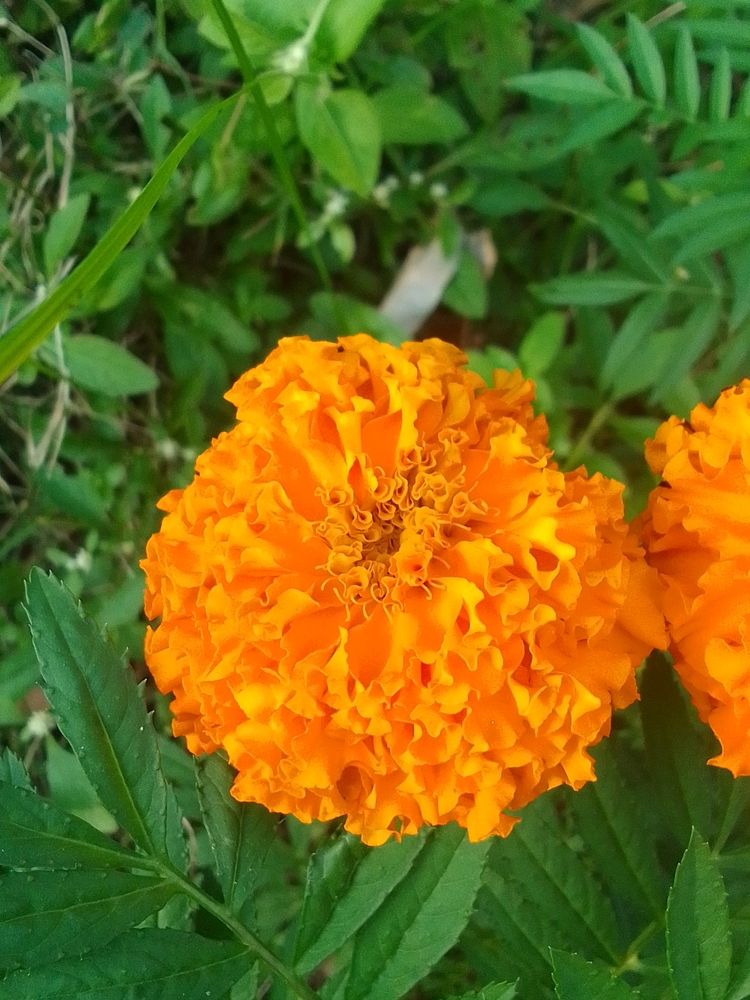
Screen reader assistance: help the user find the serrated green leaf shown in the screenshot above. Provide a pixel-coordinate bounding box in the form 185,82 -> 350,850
518,311 -> 565,377
0,778 -> 137,870
577,24 -> 633,98
0,929 -> 252,999
709,49 -> 733,122
674,27 -> 700,120
63,334 -> 158,397
640,659 -> 715,847
0,869 -> 175,970
551,951 -> 639,999
45,736 -> 117,834
372,85 -> 468,145
627,15 -> 666,105
488,799 -> 621,965
600,292 -> 669,392
42,194 -> 91,276
505,69 -> 616,104
448,983 -> 518,1000
0,91 -> 242,384
570,740 -> 666,922
667,832 -> 732,1000
295,83 -> 380,196
476,875 -> 555,987
345,825 -> 490,1000
25,570 -> 178,861
533,271 -> 652,307
294,830 -> 424,974
196,754 -> 276,918
0,749 -> 31,789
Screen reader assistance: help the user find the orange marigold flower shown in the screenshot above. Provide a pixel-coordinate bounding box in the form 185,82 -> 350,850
641,380 -> 750,775
142,334 -> 664,845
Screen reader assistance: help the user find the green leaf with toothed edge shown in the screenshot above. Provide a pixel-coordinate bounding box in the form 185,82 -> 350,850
552,950 -> 641,999
195,752 -> 277,919
0,929 -> 253,1000
344,824 -> 490,1000
0,869 -> 176,970
24,570 -> 181,863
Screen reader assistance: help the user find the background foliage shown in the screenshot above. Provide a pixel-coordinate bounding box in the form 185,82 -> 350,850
2,1 -> 750,997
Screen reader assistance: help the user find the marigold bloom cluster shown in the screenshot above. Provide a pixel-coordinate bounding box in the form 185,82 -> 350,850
143,334 -> 664,845
641,380 -> 750,775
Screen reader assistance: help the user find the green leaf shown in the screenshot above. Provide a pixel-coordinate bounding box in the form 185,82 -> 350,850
448,984 -> 519,1000
673,210 -> 750,265
552,951 -> 639,999
0,90 -> 243,384
640,659 -> 714,848
504,69 -> 616,104
0,749 -> 31,789
196,753 -> 277,918
627,14 -> 666,105
469,179 -> 550,218
25,570 -> 178,861
295,82 -> 381,196
556,100 -> 642,156
532,271 -> 652,306
372,85 -> 468,144
650,297 -> 721,403
667,832 -> 732,1000
294,830 -> 424,974
344,825 -> 490,1000
64,334 -> 158,397
674,27 -> 700,120
518,310 -> 565,377
0,929 -> 252,999
45,736 -> 117,834
569,741 -> 666,921
317,0 -> 387,63
42,194 -> 91,276
443,251 -> 487,318
576,24 -> 633,98
0,778 -> 136,870
709,49 -> 732,122
487,800 -> 621,966
595,208 -> 670,282
651,192 -> 750,242
0,75 -> 21,118
600,292 -> 669,391
0,869 -> 175,970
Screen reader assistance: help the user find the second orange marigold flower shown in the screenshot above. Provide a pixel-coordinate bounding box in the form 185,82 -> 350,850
142,334 -> 665,844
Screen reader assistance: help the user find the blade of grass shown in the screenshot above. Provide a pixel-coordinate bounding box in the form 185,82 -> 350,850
0,90 -> 244,385
208,0 -> 342,322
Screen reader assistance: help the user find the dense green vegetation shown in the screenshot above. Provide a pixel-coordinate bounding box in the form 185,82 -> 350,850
2,2 -> 750,998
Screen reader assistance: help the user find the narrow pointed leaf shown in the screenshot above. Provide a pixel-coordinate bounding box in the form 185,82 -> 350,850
666,832 -> 732,1000
674,27 -> 700,120
709,49 -> 732,122
0,778 -> 139,870
600,292 -> 669,392
294,829 -> 424,974
651,192 -> 750,242
650,297 -> 721,402
344,825 -> 490,1000
25,570 -> 175,860
0,929 -> 252,999
449,984 -> 518,1000
0,870 -> 175,970
0,91 -> 242,384
552,951 -> 640,999
627,15 -> 666,105
196,753 -> 276,917
0,749 -> 31,789
504,70 -> 616,105
577,24 -> 633,98
532,271 -> 652,307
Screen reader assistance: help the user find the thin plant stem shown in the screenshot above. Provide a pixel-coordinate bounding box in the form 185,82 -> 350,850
565,402 -> 614,470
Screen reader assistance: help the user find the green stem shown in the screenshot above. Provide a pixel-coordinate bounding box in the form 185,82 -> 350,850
208,0 -> 337,304
161,864 -> 318,1000
613,917 -> 662,976
564,401 -> 614,470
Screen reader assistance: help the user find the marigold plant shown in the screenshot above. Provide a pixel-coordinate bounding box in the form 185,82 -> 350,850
142,334 -> 665,845
641,380 -> 750,775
